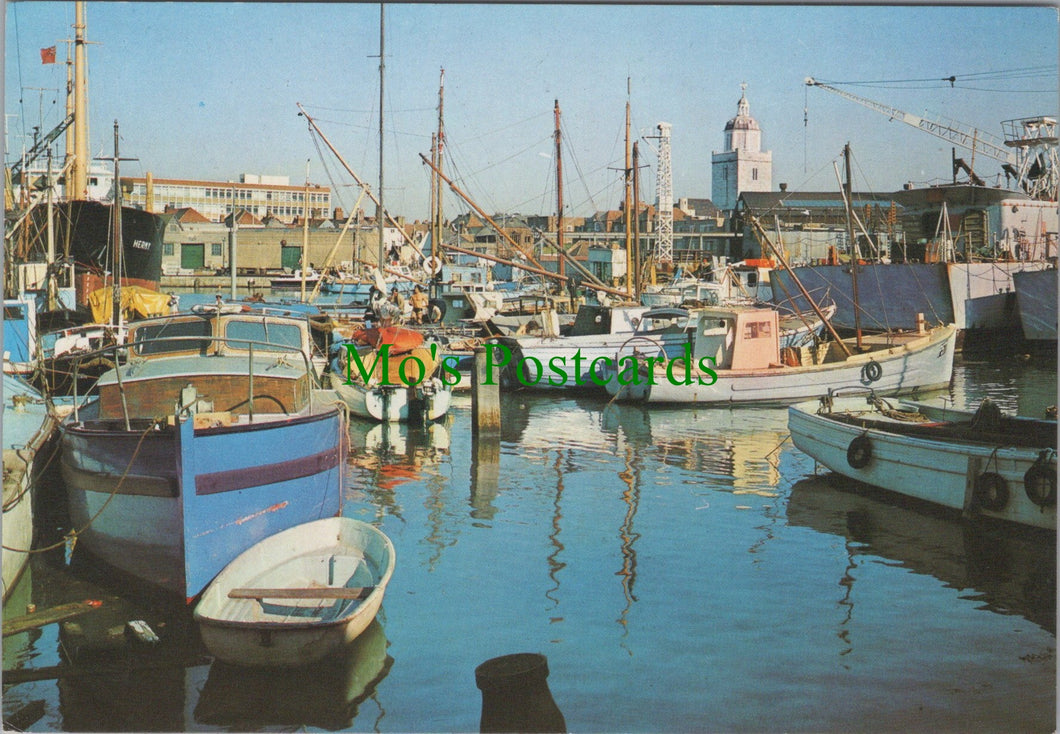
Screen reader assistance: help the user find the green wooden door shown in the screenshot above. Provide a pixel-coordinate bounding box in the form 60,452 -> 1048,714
181,243 -> 205,269
281,245 -> 301,271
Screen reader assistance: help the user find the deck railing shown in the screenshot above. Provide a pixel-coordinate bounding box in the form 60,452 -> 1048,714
69,334 -> 318,428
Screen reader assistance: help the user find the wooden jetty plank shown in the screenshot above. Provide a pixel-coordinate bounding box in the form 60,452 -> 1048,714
227,586 -> 373,600
2,601 -> 100,638
2,655 -> 213,685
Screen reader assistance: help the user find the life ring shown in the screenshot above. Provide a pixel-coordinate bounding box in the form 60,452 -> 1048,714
861,360 -> 882,383
973,472 -> 1009,512
846,434 -> 872,469
423,256 -> 443,276
1023,460 -> 1057,508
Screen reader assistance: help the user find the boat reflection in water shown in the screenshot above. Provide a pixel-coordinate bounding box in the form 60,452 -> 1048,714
596,401 -> 787,497
195,618 -> 392,730
786,475 -> 1056,634
53,619 -> 390,732
347,418 -> 451,492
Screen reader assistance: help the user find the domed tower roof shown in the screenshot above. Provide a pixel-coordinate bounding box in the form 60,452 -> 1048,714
724,88 -> 760,132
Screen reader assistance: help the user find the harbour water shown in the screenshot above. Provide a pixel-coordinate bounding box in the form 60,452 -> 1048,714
2,354 -> 1056,732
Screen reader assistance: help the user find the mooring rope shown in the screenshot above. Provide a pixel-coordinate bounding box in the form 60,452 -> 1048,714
3,421 -> 159,556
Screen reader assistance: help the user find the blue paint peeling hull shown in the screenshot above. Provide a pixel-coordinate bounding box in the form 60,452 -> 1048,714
61,406 -> 345,601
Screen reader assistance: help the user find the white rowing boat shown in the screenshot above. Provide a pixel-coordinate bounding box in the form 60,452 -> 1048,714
194,517 -> 396,667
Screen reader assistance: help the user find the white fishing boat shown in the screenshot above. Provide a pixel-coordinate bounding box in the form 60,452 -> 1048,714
269,269 -> 323,291
194,517 -> 396,667
329,326 -> 452,422
788,395 -> 1056,530
492,303 -> 689,390
603,305 -> 957,406
639,277 -> 723,308
2,374 -> 57,601
639,259 -> 774,308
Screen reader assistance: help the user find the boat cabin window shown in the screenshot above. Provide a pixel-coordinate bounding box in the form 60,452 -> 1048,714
4,305 -> 26,320
571,306 -> 611,336
224,320 -> 304,353
743,320 -> 772,339
132,319 -> 213,355
746,272 -> 758,288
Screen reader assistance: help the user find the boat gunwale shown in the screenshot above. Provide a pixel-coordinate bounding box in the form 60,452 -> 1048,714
63,402 -> 344,438
790,405 -> 1056,456
812,409 -> 1057,451
194,519 -> 396,631
662,324 -> 956,378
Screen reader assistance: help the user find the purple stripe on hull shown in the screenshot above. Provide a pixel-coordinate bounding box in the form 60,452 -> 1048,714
195,446 -> 342,495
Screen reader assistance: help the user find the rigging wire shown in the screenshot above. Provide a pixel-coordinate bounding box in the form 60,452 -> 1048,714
814,65 -> 1057,89
560,116 -> 601,215
307,125 -> 348,215
13,7 -> 27,146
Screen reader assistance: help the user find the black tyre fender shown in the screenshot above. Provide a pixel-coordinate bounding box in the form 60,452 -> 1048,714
846,433 -> 872,469
861,360 -> 883,383
1024,460 -> 1057,508
974,472 -> 1009,512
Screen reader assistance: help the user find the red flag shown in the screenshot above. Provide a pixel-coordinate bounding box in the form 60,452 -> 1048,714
40,46 -> 56,64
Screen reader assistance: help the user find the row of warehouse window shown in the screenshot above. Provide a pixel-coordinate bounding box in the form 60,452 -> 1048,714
200,187 -> 326,203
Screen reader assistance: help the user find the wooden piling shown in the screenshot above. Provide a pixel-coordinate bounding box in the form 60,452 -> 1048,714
471,347 -> 501,434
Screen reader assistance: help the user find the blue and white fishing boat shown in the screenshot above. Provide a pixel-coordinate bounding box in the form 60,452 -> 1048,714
3,374 -> 57,601
59,310 -> 347,602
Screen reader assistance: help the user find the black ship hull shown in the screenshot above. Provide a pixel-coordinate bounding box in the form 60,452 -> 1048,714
23,200 -> 167,306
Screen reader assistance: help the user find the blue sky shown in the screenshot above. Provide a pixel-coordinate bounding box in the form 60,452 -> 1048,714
5,2 -> 1058,220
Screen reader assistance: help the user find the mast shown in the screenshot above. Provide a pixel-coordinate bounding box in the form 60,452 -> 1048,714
229,183 -> 238,299
110,121 -> 123,326
71,0 -> 88,200
842,143 -> 863,350
45,150 -> 57,310
377,3 -> 385,272
64,41 -> 74,168
434,68 -> 445,269
623,80 -> 633,297
555,99 -> 564,279
430,131 -> 437,259
301,160 -> 310,302
632,140 -> 641,297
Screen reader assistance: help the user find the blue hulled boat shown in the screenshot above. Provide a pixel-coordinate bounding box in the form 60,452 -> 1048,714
59,310 -> 346,602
